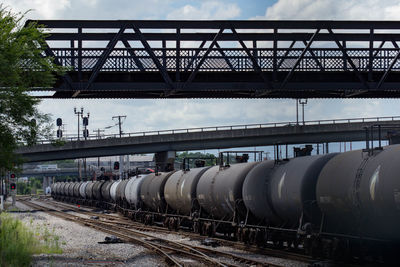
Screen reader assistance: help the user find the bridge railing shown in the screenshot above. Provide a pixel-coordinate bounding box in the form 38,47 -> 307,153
52,47 -> 400,72
31,115 -> 400,145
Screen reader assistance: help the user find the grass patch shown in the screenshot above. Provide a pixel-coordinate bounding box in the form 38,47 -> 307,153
0,213 -> 62,266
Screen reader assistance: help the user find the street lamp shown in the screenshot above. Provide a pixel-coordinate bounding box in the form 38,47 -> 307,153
298,99 -> 308,125
74,107 -> 89,140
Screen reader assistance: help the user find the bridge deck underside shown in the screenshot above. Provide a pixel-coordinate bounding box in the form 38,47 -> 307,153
50,71 -> 400,98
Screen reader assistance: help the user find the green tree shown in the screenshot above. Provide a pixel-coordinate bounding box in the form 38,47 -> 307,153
0,6 -> 63,173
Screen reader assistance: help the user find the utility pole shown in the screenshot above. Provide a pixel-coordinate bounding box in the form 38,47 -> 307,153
112,115 -> 126,138
112,115 -> 127,178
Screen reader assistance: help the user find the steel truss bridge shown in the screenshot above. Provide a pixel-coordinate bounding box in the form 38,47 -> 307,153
31,20 -> 400,98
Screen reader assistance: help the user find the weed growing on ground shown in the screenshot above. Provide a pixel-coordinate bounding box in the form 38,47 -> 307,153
0,213 -> 62,266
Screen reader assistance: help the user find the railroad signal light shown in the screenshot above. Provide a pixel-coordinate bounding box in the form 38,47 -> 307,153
10,173 -> 16,179
113,161 -> 119,170
56,118 -> 62,126
10,183 -> 16,190
57,129 -> 63,138
83,117 -> 89,126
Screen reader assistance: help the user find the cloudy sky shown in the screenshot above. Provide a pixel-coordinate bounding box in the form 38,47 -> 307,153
4,0 -> 400,157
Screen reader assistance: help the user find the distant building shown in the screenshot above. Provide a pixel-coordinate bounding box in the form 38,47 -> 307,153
81,154 -> 155,171
18,177 -> 28,183
130,155 -> 154,168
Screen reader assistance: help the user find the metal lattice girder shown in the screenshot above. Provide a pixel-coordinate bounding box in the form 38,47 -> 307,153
23,20 -> 400,98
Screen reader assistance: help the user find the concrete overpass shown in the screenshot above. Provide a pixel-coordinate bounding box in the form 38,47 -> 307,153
15,116 -> 400,163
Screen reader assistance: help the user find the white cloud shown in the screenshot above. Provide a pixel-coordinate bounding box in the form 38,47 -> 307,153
2,0 -> 71,19
3,0 -> 178,20
260,0 -> 400,20
167,1 -> 241,20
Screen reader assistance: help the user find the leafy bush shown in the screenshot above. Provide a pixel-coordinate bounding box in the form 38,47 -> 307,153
0,213 -> 62,266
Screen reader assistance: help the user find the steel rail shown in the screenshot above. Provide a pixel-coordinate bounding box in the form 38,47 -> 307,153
21,198 -> 295,266
44,197 -> 313,264
19,199 -> 184,266
19,199 -> 235,267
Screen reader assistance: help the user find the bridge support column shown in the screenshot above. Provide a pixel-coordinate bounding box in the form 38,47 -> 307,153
388,132 -> 400,145
43,176 -> 53,194
154,151 -> 176,172
325,142 -> 329,154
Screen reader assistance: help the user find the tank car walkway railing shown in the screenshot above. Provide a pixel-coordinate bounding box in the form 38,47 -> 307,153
34,115 -> 400,145
27,20 -> 400,98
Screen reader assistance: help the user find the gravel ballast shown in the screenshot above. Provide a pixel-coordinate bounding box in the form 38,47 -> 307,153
12,201 -> 163,266
10,198 -> 308,266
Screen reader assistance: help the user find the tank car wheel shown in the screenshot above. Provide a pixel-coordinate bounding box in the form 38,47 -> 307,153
210,222 -> 216,237
171,218 -> 178,231
255,229 -> 265,247
176,218 -> 181,231
293,237 -> 300,250
242,228 -> 250,244
193,221 -> 199,234
202,223 -> 208,236
163,217 -> 169,228
272,237 -> 283,249
168,218 -> 175,230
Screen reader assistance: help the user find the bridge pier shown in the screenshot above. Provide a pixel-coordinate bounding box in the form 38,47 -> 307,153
154,151 -> 176,172
43,176 -> 53,194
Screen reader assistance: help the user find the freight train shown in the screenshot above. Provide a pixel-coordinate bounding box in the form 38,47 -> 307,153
51,145 -> 400,262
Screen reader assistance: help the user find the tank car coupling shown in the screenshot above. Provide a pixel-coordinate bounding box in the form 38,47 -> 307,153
297,222 -> 313,236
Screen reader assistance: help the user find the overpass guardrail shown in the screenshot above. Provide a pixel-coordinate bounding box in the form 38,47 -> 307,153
31,115 -> 400,145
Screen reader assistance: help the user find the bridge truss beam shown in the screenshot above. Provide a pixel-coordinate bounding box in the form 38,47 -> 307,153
28,20 -> 400,98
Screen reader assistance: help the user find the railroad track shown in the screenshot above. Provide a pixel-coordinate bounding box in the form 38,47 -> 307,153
19,198 -> 288,267
40,198 -> 313,264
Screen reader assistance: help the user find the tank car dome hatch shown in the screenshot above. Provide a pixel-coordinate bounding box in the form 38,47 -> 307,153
110,180 -> 122,203
269,153 -> 338,226
125,174 -> 148,209
242,160 -> 280,224
196,162 -> 259,220
140,172 -> 176,212
317,145 -> 400,240
164,166 -> 211,215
